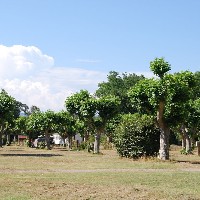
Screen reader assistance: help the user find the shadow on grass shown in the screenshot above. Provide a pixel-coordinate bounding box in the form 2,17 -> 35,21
176,160 -> 200,164
0,153 -> 63,157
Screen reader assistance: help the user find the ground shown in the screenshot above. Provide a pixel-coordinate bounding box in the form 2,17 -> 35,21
0,145 -> 200,200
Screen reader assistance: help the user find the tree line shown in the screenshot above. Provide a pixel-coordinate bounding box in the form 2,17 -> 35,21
1,58 -> 200,160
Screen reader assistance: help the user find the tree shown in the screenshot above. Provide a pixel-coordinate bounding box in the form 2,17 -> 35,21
27,110 -> 56,149
0,89 -> 20,147
65,90 -> 97,139
93,96 -> 120,153
96,71 -> 144,114
65,90 -> 120,153
128,58 -> 195,160
56,111 -> 77,149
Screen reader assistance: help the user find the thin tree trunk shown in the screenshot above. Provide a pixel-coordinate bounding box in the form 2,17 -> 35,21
45,131 -> 51,150
181,134 -> 186,150
0,131 -> 2,147
68,135 -> 72,150
0,122 -> 5,147
84,131 -> 89,142
180,124 -> 192,153
13,135 -> 16,145
94,133 -> 100,154
180,125 -> 186,150
28,132 -> 32,147
6,134 -> 10,145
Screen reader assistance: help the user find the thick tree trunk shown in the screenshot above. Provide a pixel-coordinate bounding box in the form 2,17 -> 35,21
157,101 -> 170,160
159,127 -> 170,160
94,133 -> 100,154
185,134 -> 191,153
45,131 -> 51,150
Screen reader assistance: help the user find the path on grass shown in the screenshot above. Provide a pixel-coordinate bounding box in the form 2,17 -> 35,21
1,168 -> 200,174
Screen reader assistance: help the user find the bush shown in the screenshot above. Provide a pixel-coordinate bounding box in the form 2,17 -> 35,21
113,113 -> 160,159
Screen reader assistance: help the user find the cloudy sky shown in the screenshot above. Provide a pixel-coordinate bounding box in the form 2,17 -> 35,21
0,1 -> 200,111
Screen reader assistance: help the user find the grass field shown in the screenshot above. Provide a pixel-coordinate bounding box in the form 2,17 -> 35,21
0,145 -> 200,200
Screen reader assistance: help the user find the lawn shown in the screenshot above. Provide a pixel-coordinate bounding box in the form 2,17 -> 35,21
0,145 -> 200,200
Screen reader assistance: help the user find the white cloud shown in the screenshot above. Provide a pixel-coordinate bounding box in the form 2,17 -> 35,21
0,45 -> 106,111
0,45 -> 54,79
0,45 -> 155,112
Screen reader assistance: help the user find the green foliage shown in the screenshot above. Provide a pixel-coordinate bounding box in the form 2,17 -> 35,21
180,147 -> 193,155
27,110 -> 57,135
55,111 -> 76,138
96,95 -> 120,123
129,70 -> 196,127
13,116 -> 27,135
162,71 -> 196,125
96,71 -> 144,113
100,135 -> 113,150
65,90 -> 96,119
150,57 -> 171,78
0,89 -> 19,122
194,71 -> 200,98
128,78 -> 159,114
113,114 -> 160,159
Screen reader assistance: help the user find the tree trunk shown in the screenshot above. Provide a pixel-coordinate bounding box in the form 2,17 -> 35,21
159,126 -> 170,160
84,131 -> 89,142
0,131 -> 2,147
180,124 -> 192,154
13,135 -> 16,145
94,133 -> 100,154
28,132 -> 32,147
181,134 -> 186,150
157,101 -> 170,160
185,134 -> 191,153
45,131 -> 51,150
180,125 -> 186,150
6,134 -> 10,145
68,135 -> 72,150
0,123 -> 5,147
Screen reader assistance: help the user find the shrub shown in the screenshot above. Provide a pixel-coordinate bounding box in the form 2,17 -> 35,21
113,113 -> 160,159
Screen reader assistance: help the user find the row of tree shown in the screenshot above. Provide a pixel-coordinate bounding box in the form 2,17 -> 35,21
0,58 -> 200,160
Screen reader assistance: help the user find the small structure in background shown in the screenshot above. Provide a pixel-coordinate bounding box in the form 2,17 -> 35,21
52,133 -> 83,149
18,135 -> 27,146
52,133 -> 64,146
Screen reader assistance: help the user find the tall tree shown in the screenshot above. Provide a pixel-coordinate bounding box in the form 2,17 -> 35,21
128,58 -> 195,160
65,90 -> 120,153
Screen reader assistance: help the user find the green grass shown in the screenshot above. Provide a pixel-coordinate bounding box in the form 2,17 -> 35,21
0,145 -> 200,199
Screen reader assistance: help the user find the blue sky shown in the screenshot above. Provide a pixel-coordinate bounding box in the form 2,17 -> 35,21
0,0 -> 199,110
